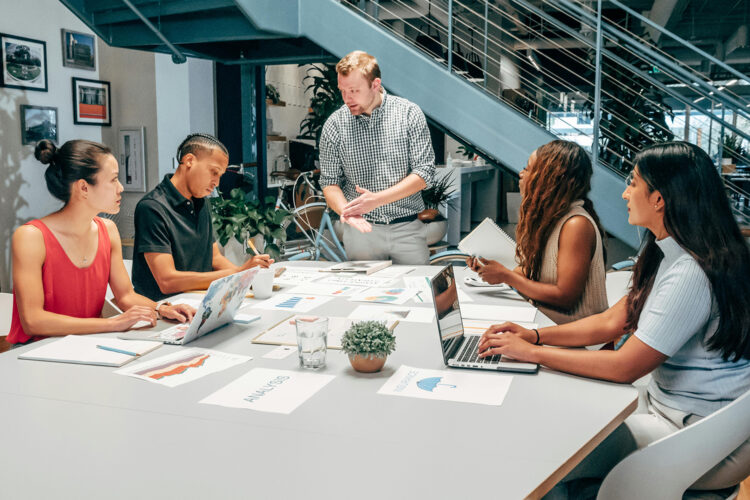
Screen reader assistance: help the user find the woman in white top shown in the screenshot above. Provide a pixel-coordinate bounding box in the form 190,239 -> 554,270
479,142 -> 750,495
468,140 -> 608,323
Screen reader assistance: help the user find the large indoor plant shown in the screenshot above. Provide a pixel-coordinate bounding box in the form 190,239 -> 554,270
298,63 -> 344,149
210,188 -> 292,262
341,320 -> 396,373
420,175 -> 456,245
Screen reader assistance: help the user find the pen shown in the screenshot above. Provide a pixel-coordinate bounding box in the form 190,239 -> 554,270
96,345 -> 139,357
247,239 -> 260,256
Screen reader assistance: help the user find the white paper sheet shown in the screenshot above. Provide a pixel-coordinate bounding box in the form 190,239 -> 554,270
252,315 -> 398,349
403,276 -> 434,304
348,304 -> 435,323
348,287 -> 419,305
115,348 -> 251,387
273,267 -> 324,286
262,346 -> 297,360
459,304 -> 537,323
249,293 -> 333,313
286,283 -> 366,297
200,368 -> 335,414
316,275 -> 394,288
378,365 -> 512,406
369,266 -> 415,279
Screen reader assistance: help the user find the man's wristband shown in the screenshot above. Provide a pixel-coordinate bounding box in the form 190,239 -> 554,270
533,328 -> 541,345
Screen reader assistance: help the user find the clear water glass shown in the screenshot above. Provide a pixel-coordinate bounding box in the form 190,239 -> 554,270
295,317 -> 328,369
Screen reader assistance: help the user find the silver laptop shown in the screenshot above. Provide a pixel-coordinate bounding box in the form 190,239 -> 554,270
429,265 -> 538,374
119,268 -> 258,345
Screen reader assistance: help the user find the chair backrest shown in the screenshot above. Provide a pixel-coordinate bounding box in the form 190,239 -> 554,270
605,271 -> 632,308
597,389 -> 750,500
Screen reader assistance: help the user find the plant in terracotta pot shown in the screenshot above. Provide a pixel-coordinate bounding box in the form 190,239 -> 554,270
341,321 -> 396,373
420,175 -> 456,245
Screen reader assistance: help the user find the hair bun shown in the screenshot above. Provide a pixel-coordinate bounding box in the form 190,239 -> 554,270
35,139 -> 58,166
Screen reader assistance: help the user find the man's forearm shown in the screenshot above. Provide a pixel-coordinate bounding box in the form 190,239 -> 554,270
375,173 -> 426,206
323,186 -> 349,215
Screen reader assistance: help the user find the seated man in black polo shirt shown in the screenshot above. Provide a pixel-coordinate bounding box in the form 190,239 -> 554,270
132,133 -> 273,301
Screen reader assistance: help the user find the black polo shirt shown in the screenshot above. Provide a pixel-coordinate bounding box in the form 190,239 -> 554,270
132,174 -> 214,301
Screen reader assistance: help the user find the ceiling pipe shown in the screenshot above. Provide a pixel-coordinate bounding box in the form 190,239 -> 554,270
121,0 -> 187,64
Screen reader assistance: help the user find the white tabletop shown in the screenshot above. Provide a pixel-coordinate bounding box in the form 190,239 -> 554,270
0,264 -> 636,499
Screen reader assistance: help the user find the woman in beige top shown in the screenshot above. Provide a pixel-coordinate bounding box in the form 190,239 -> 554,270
467,140 -> 607,323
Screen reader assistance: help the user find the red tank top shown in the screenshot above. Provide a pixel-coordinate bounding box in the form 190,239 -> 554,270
7,218 -> 111,344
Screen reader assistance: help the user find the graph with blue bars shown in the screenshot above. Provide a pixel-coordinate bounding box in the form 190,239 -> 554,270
277,296 -> 303,309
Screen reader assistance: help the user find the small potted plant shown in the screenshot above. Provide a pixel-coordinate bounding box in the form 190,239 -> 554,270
210,188 -> 292,263
341,321 -> 396,373
420,175 -> 456,245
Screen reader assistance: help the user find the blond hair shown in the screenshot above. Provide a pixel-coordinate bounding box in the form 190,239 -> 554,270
336,51 -> 381,83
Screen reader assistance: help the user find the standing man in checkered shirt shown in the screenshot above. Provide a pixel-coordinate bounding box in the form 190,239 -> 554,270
319,50 -> 436,265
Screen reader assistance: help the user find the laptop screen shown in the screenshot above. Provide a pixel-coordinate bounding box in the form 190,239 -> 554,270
429,265 -> 465,364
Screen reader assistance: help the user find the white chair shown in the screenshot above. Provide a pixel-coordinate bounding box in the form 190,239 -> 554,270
105,259 -> 133,301
605,270 -> 632,308
597,389 -> 750,500
0,292 -> 13,336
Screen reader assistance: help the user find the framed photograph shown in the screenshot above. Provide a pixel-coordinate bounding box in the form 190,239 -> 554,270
72,77 -> 111,126
118,127 -> 146,192
20,105 -> 58,145
1,33 -> 48,91
61,29 -> 95,70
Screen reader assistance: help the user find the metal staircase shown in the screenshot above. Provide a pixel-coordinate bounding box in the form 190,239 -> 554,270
59,0 -> 750,245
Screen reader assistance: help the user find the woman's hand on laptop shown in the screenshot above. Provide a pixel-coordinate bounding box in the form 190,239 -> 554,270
110,306 -> 158,331
159,303 -> 196,323
478,323 -> 540,362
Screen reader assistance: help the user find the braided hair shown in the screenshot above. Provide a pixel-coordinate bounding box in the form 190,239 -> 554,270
175,133 -> 228,163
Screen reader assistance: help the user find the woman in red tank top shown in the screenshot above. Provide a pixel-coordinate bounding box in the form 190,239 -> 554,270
8,139 -> 195,345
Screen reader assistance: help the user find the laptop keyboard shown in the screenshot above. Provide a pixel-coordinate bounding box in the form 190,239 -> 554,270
455,336 -> 502,364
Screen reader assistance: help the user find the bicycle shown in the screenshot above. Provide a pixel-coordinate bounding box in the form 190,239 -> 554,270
272,170 -> 348,262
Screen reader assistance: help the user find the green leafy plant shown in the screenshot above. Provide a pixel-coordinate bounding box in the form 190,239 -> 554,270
456,144 -> 476,159
265,83 -> 281,104
298,63 -> 344,148
340,321 -> 396,358
421,175 -> 456,211
210,188 -> 292,260
722,134 -> 745,160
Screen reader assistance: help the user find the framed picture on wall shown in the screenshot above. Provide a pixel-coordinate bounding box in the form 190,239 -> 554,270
118,127 -> 147,192
72,77 -> 111,126
61,29 -> 96,70
0,33 -> 48,91
20,105 -> 58,145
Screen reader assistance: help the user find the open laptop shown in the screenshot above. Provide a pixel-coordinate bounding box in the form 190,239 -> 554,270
119,268 -> 258,345
429,265 -> 538,374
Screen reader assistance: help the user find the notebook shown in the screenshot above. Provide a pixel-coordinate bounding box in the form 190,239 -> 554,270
18,335 -> 162,367
458,218 -> 517,269
321,260 -> 392,275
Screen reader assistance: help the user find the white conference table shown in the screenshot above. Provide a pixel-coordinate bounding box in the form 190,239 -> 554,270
0,264 -> 637,499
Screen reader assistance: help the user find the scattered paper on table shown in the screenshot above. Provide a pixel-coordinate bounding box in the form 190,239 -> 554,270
200,368 -> 335,414
403,276 -> 433,304
378,365 -> 512,406
250,293 -> 332,313
349,287 -> 418,305
369,266 -> 415,279
348,304 -> 434,323
316,275 -> 394,288
115,348 -> 251,387
287,283 -> 366,297
459,304 -> 537,323
252,315 -> 398,349
273,267 -> 324,286
262,345 -> 297,360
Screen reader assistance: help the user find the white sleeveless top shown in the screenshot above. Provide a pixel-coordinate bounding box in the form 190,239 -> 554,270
534,200 -> 608,324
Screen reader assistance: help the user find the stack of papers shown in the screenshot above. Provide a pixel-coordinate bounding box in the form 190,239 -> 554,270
18,336 -> 161,367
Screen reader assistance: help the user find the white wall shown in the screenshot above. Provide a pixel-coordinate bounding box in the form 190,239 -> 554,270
0,2 -> 101,291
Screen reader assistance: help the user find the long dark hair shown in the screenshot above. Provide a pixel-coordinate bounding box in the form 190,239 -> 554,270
625,141 -> 750,361
35,139 -> 112,204
516,140 -> 606,280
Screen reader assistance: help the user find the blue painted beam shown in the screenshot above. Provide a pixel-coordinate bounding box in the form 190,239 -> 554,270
233,0 -> 299,36
295,0 -> 635,246
93,0 -> 236,25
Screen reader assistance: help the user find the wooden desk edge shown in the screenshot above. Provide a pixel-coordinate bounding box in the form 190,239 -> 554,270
525,394 -> 639,500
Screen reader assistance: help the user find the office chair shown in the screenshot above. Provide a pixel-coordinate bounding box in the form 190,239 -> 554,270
597,389 -> 750,500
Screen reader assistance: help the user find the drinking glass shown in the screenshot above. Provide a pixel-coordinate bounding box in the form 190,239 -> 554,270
295,317 -> 328,369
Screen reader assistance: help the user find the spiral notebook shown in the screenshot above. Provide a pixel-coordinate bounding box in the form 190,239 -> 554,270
458,218 -> 517,269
